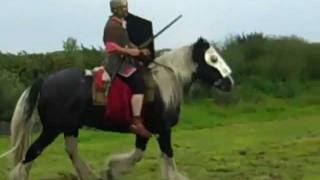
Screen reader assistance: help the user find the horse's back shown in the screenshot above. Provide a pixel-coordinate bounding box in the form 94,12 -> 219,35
40,67 -> 87,99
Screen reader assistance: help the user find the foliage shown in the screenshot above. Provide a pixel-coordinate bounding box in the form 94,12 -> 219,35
0,38 -> 104,121
63,37 -> 80,52
0,69 -> 24,121
220,33 -> 320,101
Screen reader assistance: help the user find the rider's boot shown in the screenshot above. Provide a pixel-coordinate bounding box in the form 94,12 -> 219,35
130,94 -> 152,138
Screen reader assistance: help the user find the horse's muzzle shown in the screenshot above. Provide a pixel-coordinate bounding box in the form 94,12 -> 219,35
214,75 -> 234,92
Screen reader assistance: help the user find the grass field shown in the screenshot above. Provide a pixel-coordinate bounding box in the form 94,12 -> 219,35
0,95 -> 320,180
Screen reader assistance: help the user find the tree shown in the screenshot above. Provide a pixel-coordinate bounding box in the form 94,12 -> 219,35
63,37 -> 79,52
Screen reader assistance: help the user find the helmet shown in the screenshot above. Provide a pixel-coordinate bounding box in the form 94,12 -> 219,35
110,0 -> 128,8
110,0 -> 128,18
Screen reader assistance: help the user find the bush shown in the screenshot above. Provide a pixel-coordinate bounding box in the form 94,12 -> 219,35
0,69 -> 25,121
222,33 -> 319,100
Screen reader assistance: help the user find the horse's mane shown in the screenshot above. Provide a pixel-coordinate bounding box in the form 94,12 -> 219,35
150,45 -> 197,110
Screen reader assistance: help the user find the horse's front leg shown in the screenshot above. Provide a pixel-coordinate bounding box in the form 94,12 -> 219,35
104,135 -> 149,179
64,135 -> 97,180
158,130 -> 189,180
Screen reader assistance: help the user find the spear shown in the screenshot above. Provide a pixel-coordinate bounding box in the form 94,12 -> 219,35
139,14 -> 183,49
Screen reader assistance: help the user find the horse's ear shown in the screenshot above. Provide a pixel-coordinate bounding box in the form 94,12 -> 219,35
192,37 -> 210,63
195,37 -> 209,47
197,37 -> 205,43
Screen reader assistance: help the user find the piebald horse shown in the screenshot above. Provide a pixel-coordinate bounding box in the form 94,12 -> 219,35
1,38 -> 234,180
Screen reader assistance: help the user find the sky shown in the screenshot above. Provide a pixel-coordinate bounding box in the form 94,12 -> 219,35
0,0 -> 319,53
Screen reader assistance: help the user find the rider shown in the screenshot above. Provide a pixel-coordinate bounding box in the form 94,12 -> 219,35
103,0 -> 152,138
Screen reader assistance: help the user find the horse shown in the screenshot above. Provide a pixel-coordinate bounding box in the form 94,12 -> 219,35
1,38 -> 234,180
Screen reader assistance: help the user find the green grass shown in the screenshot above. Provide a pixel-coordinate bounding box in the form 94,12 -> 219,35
0,95 -> 320,179
181,91 -> 320,129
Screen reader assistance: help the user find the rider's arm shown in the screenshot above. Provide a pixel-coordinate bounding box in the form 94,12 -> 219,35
127,41 -> 151,57
128,42 -> 138,49
105,42 -> 141,57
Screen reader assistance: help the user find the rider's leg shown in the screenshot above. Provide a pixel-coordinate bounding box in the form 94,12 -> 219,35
119,70 -> 152,138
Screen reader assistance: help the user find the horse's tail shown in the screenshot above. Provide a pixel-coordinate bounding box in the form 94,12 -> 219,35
0,79 -> 43,165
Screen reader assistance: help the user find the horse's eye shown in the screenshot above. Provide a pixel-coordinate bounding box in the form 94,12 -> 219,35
211,55 -> 218,63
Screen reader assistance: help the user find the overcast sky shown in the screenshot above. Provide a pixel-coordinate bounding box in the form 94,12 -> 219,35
1,0 -> 319,53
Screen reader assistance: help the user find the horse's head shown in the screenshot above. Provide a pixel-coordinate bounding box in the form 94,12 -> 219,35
192,38 -> 234,92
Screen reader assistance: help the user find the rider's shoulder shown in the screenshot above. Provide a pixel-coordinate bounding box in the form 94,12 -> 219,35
108,16 -> 124,26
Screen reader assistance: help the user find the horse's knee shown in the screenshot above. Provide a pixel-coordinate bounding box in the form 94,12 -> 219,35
135,135 -> 149,151
157,132 -> 173,158
65,146 -> 74,159
64,136 -> 78,159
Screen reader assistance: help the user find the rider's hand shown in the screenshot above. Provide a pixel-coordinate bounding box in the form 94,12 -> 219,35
141,49 -> 151,57
126,48 -> 141,57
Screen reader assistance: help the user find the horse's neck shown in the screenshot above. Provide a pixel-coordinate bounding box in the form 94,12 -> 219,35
154,46 -> 196,84
151,45 -> 196,109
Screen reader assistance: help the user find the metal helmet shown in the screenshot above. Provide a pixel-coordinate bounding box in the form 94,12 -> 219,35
110,0 -> 128,8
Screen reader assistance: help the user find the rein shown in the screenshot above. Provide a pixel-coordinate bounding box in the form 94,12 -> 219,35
149,61 -> 175,73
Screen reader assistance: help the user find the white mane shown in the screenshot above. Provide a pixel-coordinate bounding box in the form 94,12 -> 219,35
150,45 -> 197,109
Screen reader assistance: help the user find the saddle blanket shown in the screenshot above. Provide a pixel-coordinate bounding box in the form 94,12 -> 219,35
85,66 -> 133,125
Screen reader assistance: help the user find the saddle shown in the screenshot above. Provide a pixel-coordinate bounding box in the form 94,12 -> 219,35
86,66 -> 156,106
85,66 -> 111,106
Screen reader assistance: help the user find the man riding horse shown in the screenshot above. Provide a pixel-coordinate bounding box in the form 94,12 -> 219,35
103,0 -> 153,138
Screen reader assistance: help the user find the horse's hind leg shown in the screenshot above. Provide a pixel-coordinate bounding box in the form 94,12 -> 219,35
64,131 -> 96,180
9,128 -> 60,180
